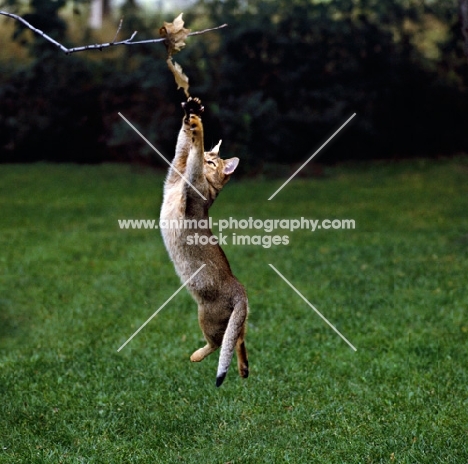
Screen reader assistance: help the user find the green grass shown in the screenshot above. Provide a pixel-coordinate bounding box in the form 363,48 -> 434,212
0,159 -> 467,463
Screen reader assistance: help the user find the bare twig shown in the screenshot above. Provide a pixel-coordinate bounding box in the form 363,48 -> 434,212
0,10 -> 69,53
0,11 -> 227,55
112,17 -> 124,44
184,23 -> 228,38
115,23 -> 228,46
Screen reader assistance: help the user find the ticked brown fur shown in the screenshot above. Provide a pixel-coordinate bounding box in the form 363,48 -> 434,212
160,98 -> 249,387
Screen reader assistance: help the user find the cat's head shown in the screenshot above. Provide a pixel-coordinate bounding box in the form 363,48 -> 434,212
204,140 -> 239,192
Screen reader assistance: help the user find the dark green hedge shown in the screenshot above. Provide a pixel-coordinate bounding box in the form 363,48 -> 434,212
0,0 -> 467,170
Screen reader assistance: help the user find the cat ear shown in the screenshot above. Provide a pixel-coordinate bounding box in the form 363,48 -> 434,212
223,157 -> 239,175
212,140 -> 222,155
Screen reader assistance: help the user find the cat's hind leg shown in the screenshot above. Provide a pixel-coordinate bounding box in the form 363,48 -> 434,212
236,339 -> 249,379
190,343 -> 217,362
190,304 -> 221,362
190,303 -> 222,362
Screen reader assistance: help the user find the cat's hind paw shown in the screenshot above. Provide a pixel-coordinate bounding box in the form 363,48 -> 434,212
182,97 -> 204,116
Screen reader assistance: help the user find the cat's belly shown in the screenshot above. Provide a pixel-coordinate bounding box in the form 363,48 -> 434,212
162,228 -> 224,276
161,224 -> 234,296
160,194 -> 235,299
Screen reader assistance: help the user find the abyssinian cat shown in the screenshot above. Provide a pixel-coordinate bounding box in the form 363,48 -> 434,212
160,97 -> 249,387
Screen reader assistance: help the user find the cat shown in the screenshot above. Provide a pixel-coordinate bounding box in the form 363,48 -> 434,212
160,97 -> 249,387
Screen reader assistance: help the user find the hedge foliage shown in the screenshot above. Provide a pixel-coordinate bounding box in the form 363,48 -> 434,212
0,0 -> 467,170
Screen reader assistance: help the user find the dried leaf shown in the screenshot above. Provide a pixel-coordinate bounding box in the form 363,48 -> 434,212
167,58 -> 190,98
159,13 -> 190,57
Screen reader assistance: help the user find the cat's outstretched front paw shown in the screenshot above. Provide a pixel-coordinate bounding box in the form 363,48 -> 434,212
182,97 -> 204,117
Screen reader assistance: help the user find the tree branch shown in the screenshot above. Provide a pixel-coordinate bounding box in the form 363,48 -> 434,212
111,17 -> 124,44
0,11 -> 227,55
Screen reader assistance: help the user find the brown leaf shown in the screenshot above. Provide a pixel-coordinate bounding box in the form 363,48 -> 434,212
167,58 -> 190,98
159,13 -> 190,57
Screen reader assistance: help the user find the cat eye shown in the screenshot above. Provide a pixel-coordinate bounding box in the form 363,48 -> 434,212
206,160 -> 216,166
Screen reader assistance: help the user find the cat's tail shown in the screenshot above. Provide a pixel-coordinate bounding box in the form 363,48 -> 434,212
216,299 -> 249,387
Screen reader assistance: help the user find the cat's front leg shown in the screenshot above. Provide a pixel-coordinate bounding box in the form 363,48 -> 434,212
183,98 -> 206,187
182,97 -> 204,120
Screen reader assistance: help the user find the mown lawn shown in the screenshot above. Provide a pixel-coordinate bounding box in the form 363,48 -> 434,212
0,159 -> 467,463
